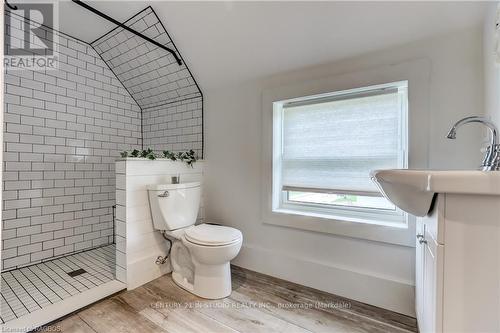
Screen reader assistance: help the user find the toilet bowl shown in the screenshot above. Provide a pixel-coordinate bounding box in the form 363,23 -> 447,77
147,182 -> 243,299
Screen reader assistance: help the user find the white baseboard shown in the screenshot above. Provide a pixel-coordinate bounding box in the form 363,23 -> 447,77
2,280 -> 126,333
232,244 -> 415,317
126,253 -> 172,290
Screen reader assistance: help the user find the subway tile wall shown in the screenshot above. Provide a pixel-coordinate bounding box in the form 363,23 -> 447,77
2,12 -> 143,269
91,7 -> 203,156
141,97 -> 203,153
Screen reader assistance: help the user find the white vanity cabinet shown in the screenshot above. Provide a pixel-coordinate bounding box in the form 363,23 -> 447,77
415,193 -> 500,333
371,170 -> 500,332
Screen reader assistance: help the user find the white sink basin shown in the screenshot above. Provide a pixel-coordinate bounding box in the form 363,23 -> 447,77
370,170 -> 500,216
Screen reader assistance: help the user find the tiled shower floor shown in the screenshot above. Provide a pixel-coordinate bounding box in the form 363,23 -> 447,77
0,245 -> 115,324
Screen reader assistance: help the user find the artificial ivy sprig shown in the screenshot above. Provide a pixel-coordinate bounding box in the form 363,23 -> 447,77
162,150 -> 177,160
119,148 -> 198,167
141,148 -> 153,158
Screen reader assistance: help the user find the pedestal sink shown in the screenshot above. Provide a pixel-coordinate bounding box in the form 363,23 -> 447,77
370,169 -> 500,216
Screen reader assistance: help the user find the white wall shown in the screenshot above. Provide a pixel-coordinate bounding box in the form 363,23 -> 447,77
484,2 -> 500,123
204,26 -> 484,316
115,159 -> 204,289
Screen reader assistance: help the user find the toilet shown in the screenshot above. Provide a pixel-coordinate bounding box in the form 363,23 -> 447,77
147,182 -> 242,299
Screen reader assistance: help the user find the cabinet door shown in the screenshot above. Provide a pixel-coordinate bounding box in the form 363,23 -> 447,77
421,229 -> 444,333
415,219 -> 425,324
421,238 -> 436,333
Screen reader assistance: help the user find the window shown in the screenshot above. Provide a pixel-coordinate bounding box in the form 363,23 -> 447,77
272,81 -> 408,227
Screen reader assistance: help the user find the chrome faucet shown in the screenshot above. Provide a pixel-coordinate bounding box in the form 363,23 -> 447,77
446,116 -> 500,171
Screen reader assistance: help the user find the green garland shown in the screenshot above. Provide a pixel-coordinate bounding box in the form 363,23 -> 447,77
120,149 -> 197,167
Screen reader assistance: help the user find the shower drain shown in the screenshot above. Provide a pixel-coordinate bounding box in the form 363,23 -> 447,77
67,268 -> 87,277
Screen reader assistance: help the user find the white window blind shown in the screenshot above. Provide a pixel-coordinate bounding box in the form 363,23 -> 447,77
280,82 -> 407,196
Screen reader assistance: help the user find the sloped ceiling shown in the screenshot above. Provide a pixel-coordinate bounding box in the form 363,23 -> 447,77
59,1 -> 489,89
91,7 -> 201,110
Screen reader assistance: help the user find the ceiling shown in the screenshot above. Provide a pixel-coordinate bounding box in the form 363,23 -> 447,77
59,1 -> 489,89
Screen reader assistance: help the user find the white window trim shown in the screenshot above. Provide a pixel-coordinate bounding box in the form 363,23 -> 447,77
261,59 -> 431,247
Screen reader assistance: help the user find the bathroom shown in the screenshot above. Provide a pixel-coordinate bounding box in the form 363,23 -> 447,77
1,1 -> 499,332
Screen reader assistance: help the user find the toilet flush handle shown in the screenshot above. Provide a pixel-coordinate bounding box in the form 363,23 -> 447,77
158,191 -> 170,198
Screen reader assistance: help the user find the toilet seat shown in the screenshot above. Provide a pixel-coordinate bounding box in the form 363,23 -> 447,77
185,224 -> 242,246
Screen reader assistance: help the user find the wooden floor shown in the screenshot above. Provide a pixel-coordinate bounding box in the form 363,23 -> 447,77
41,266 -> 417,333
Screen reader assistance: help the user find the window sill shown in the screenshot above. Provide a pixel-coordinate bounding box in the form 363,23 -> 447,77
273,207 -> 408,229
263,208 -> 416,247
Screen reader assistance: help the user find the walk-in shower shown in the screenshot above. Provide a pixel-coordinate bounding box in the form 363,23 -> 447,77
2,2 -> 203,329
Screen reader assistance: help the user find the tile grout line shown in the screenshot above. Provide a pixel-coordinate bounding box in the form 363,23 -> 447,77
25,265 -> 65,302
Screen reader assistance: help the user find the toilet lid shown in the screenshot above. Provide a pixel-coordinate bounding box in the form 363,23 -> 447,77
185,224 -> 242,246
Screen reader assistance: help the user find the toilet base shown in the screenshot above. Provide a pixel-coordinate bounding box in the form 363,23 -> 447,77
172,271 -> 194,293
172,262 -> 232,299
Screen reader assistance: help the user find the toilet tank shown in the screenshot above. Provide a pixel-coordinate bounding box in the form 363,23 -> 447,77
147,182 -> 201,231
